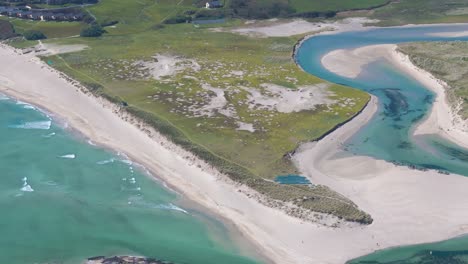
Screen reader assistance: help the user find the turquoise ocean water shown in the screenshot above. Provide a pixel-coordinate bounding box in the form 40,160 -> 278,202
0,95 -> 258,264
296,24 -> 468,263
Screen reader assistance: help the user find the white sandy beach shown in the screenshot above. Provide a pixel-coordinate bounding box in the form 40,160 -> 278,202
2,30 -> 468,264
428,31 -> 468,37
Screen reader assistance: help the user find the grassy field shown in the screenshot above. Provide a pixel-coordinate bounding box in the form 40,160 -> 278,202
0,0 -> 380,224
289,0 -> 389,12
369,0 -> 468,26
398,42 -> 468,119
0,20 -> 16,39
228,0 -> 391,18
0,17 -> 85,38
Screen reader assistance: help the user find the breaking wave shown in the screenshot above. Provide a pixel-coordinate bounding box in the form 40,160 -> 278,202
127,196 -> 188,214
42,132 -> 56,138
156,203 -> 189,214
21,185 -> 34,192
10,121 -> 52,130
120,159 -> 133,166
21,177 -> 34,192
59,154 -> 76,159
97,158 -> 115,165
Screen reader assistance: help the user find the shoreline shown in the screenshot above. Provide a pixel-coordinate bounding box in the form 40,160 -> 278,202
3,23 -> 468,264
0,44 -> 278,264
391,48 -> 468,149
292,32 -> 468,261
0,41 -> 377,264
320,43 -> 468,149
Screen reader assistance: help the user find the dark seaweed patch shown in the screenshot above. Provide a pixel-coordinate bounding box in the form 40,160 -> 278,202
382,88 -> 410,120
397,141 -> 412,150
432,141 -> 468,162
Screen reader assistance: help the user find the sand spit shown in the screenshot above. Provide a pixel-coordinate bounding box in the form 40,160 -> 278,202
392,48 -> 468,149
321,43 -> 468,148
428,31 -> 468,37
321,44 -> 395,78
227,17 -> 378,38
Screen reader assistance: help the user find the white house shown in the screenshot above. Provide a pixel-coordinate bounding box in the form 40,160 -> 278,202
206,1 -> 222,9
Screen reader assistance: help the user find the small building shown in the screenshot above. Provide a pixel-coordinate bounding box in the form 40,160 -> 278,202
205,1 -> 222,9
7,10 -> 19,17
17,11 -> 32,18
29,13 -> 42,20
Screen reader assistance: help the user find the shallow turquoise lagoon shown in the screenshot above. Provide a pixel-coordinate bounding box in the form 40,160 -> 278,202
296,24 -> 468,263
275,175 -> 311,185
0,97 -> 258,264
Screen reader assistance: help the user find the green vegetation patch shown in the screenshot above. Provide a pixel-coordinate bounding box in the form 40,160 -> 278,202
229,0 -> 389,19
0,19 -> 16,39
13,0 -> 373,224
370,0 -> 468,26
23,30 -> 46,40
398,42 -> 468,119
5,18 -> 85,38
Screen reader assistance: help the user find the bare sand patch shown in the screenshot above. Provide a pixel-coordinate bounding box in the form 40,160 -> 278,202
246,83 -> 335,113
0,75 -> 14,87
428,31 -> 468,37
33,42 -> 89,56
321,44 -> 395,78
135,54 -> 200,80
236,122 -> 255,133
189,84 -> 230,118
228,17 -> 377,38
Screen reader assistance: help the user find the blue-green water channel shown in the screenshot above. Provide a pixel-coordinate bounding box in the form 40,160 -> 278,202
296,24 -> 468,263
0,95 -> 258,263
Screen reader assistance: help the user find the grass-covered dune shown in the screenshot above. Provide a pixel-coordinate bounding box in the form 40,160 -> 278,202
398,41 -> 468,119
0,20 -> 16,39
368,0 -> 468,25
227,0 -> 390,19
1,0 -> 375,224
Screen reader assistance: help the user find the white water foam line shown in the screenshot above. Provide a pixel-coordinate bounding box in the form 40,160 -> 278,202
10,120 -> 52,130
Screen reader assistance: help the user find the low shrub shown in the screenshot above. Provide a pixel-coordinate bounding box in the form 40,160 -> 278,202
23,30 -> 46,40
80,24 -> 105,37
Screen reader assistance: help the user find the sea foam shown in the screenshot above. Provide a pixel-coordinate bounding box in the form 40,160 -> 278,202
97,158 -> 115,165
21,185 -> 34,192
23,105 -> 36,110
120,159 -> 133,166
42,132 -> 56,138
16,101 -> 35,110
157,203 -> 189,214
10,121 -> 52,130
127,196 -> 188,214
59,154 -> 76,159
21,177 -> 34,192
